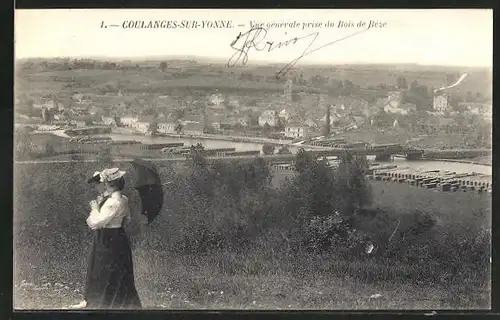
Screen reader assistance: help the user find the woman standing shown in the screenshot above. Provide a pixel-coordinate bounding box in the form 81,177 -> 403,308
72,167 -> 142,309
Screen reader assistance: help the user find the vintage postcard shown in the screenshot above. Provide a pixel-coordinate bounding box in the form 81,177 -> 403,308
14,9 -> 492,310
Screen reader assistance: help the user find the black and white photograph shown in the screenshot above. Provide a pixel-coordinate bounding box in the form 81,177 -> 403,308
14,9 -> 492,310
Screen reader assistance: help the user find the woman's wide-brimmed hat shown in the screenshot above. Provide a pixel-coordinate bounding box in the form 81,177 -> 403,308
87,168 -> 126,183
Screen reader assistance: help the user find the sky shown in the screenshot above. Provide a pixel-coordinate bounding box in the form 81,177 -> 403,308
15,9 -> 493,67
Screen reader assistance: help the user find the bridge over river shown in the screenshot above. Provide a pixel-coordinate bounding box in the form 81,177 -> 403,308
101,134 -> 490,161
23,130 -> 491,171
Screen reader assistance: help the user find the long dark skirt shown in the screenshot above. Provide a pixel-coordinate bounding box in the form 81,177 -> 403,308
84,227 -> 142,309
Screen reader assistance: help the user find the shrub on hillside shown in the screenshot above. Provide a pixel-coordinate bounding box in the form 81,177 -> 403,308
304,213 -> 365,254
274,149 -> 372,253
335,152 -> 372,215
382,227 -> 491,286
164,150 -> 274,253
418,226 -> 489,280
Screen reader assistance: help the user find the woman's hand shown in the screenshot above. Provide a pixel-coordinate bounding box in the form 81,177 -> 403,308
96,195 -> 104,204
89,200 -> 99,211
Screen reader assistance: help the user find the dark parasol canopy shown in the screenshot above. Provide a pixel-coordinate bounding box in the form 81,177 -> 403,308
129,157 -> 164,224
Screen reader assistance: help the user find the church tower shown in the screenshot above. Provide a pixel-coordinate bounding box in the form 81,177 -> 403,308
284,79 -> 293,105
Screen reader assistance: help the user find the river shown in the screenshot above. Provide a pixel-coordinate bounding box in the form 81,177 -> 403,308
105,133 -> 294,152
102,134 -> 492,176
373,156 -> 491,176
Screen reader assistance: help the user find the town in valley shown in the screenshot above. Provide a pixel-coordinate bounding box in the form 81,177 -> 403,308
14,56 -> 492,309
15,58 -> 491,155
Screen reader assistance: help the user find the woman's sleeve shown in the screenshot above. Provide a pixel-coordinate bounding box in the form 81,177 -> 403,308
122,195 -> 132,227
86,198 -> 122,229
123,206 -> 132,227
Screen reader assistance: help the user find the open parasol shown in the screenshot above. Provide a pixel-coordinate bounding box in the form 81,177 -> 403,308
129,157 -> 164,224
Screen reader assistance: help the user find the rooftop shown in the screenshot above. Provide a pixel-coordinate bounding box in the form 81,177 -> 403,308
138,115 -> 156,123
286,120 -> 307,127
121,114 -> 139,119
183,122 -> 204,131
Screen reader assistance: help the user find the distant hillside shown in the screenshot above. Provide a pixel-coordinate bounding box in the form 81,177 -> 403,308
15,68 -> 321,96
15,59 -> 491,100
438,70 -> 492,100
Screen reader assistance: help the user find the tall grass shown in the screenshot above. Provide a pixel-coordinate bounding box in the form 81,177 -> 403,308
13,153 -> 491,309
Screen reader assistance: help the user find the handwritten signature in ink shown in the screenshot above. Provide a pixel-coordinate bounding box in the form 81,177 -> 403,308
228,26 -> 371,78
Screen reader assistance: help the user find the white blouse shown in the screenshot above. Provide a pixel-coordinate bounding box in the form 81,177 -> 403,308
86,191 -> 131,229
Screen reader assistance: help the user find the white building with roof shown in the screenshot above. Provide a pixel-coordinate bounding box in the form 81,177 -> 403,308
433,93 -> 451,113
285,122 -> 310,138
258,110 -> 279,127
120,115 -> 139,127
